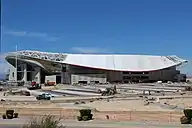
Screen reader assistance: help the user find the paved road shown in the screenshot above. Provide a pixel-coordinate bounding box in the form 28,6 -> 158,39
0,116 -> 191,128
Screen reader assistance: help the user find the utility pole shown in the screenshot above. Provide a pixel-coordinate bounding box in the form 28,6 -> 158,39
15,45 -> 18,83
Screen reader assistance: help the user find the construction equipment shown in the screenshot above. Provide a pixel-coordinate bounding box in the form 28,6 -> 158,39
36,93 -> 51,100
20,90 -> 30,96
9,90 -> 30,96
44,77 -> 56,86
185,86 -> 192,91
77,109 -> 93,121
2,110 -> 19,119
44,82 -> 55,86
100,86 -> 117,96
27,81 -> 41,90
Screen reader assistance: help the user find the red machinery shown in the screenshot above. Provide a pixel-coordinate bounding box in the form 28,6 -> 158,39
27,81 -> 41,90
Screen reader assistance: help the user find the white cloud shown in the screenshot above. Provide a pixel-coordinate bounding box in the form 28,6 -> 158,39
4,31 -> 27,36
71,47 -> 110,54
3,29 -> 59,42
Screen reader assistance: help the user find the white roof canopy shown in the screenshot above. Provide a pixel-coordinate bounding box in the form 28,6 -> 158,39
6,50 -> 188,72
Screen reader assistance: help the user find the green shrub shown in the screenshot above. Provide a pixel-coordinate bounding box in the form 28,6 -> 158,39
180,116 -> 190,124
184,109 -> 192,119
22,115 -> 65,128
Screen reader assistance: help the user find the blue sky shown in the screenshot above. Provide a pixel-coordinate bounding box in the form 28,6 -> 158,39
0,0 -> 192,76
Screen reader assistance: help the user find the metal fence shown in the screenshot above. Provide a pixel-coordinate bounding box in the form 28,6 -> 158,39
0,107 -> 184,123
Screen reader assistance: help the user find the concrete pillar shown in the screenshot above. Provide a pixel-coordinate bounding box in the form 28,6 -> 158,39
15,66 -> 17,82
61,64 -> 64,84
61,72 -> 64,84
23,64 -> 27,82
36,67 -> 41,84
61,64 -> 71,84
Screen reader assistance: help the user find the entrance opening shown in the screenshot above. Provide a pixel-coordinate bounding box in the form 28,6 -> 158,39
78,81 -> 87,84
56,75 -> 61,84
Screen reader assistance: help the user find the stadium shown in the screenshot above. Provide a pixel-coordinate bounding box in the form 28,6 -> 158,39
5,50 -> 188,84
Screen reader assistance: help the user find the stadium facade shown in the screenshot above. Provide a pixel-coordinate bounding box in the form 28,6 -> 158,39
5,50 -> 188,84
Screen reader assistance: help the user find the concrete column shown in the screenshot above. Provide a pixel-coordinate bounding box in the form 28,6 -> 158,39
61,72 -> 64,84
36,67 -> 41,84
61,64 -> 64,84
23,64 -> 27,82
61,65 -> 71,84
15,66 -> 17,82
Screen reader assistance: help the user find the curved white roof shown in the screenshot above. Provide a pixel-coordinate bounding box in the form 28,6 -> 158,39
6,50 -> 187,72
63,54 -> 187,71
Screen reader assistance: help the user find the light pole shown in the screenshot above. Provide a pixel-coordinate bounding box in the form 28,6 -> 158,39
15,45 -> 18,83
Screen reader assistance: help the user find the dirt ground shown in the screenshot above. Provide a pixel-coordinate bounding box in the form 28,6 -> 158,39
160,98 -> 192,108
0,106 -> 183,123
0,99 -> 184,123
81,100 -> 174,111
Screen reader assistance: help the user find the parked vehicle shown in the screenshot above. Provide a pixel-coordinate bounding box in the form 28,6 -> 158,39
36,93 -> 51,100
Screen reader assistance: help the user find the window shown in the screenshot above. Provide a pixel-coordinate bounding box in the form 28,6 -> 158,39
123,76 -> 131,79
17,67 -> 21,71
12,72 -> 14,77
27,64 -> 35,71
62,67 -> 66,72
141,76 -> 149,79
131,72 -> 143,75
123,72 -> 130,74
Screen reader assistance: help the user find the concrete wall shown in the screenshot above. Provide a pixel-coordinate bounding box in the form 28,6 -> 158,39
7,62 -> 182,84
149,66 -> 177,81
176,74 -> 187,82
71,74 -> 107,84
61,72 -> 71,84
107,71 -> 123,82
8,64 -> 26,82
8,65 -> 16,81
32,67 -> 41,83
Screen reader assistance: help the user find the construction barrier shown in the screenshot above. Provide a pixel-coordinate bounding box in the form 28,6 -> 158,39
0,107 -> 183,123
